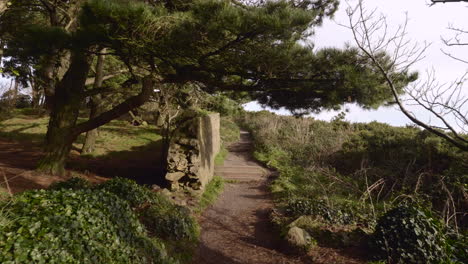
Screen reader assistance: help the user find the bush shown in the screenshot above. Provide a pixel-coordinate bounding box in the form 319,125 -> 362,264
140,204 -> 199,242
49,177 -> 92,190
97,177 -> 155,207
0,189 -> 173,264
98,178 -> 199,242
220,117 -> 240,145
446,231 -> 468,264
286,198 -> 354,225
372,205 -> 448,263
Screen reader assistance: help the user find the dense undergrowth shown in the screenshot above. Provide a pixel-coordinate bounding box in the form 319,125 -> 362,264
241,111 -> 467,263
0,177 -> 199,263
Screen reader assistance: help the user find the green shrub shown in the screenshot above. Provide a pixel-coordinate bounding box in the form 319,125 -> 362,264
98,177 -> 155,207
140,204 -> 199,242
372,205 -> 448,263
220,117 -> 240,145
0,189 -> 173,264
99,178 -> 199,244
286,198 -> 354,225
446,231 -> 468,264
49,177 -> 92,190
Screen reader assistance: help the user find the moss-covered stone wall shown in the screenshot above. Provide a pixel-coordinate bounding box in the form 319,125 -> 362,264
165,113 -> 220,190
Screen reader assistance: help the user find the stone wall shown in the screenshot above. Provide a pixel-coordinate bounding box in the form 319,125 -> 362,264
165,113 -> 220,190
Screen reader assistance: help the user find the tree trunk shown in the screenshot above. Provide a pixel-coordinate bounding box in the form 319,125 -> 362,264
81,50 -> 106,155
81,98 -> 100,154
37,52 -> 91,175
38,63 -> 154,174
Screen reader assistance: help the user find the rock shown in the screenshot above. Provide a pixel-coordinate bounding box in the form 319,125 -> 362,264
141,121 -> 148,126
189,139 -> 199,147
189,166 -> 199,174
178,138 -> 191,146
189,154 -> 200,164
176,158 -> 188,171
289,216 -> 319,229
170,182 -> 180,191
151,185 -> 162,191
190,181 -> 202,190
161,188 -> 172,197
166,172 -> 185,182
286,226 -> 315,251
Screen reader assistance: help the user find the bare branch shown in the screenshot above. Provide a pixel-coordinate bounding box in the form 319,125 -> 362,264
347,0 -> 468,151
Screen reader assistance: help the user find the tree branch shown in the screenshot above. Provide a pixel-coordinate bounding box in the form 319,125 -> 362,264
84,70 -> 128,86
347,0 -> 468,151
73,76 -> 155,136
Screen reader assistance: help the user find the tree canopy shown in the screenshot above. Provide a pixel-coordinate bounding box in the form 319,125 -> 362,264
0,0 -> 415,174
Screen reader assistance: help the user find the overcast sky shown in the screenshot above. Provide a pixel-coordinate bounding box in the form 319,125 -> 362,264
245,0 -> 468,128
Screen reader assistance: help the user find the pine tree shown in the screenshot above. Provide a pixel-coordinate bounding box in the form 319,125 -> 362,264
0,0 -> 414,174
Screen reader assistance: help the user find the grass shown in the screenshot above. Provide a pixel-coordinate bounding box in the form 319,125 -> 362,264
0,186 -> 12,229
0,110 -> 162,158
214,146 -> 229,166
220,116 -> 240,145
196,176 -> 224,213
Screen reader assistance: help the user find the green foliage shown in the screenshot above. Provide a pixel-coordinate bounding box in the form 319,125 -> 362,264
446,231 -> 468,264
49,177 -> 92,190
203,94 -> 244,117
0,115 -> 162,158
197,176 -> 224,213
140,204 -> 199,242
215,146 -> 229,166
98,178 -> 200,253
220,116 -> 241,146
0,189 -> 172,264
98,177 -> 155,207
244,111 -> 467,261
372,205 -> 448,264
336,122 -> 468,227
286,198 -> 354,225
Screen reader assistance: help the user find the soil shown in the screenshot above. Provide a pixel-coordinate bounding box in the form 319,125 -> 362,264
0,138 -> 164,193
0,140 -> 108,193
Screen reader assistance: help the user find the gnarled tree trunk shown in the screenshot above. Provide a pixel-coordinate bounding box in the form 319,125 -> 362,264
37,52 -> 91,175
81,50 -> 106,155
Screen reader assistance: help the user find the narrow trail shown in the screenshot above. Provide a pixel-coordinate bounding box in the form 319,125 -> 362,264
192,131 -> 310,264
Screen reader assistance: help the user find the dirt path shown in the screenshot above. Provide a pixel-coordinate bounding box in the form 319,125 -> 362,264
192,131 -> 310,264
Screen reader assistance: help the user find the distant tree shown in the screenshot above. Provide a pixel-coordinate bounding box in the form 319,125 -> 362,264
346,0 -> 468,151
430,0 -> 468,4
0,0 -> 413,174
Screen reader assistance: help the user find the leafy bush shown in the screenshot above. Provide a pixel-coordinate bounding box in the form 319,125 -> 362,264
203,94 -> 244,117
372,205 -> 448,263
49,177 -> 92,190
446,231 -> 468,264
98,177 -> 155,207
0,189 -> 173,264
98,178 -> 199,242
220,116 -> 240,145
286,198 -> 354,225
140,204 -> 199,241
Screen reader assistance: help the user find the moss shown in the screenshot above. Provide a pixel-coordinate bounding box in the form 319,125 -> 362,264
196,176 -> 224,213
214,146 -> 228,166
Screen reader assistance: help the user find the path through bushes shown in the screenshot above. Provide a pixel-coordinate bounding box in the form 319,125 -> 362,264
192,132 -> 309,264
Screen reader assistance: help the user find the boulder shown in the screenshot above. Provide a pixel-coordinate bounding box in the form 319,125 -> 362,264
166,172 -> 185,182
286,226 -> 316,251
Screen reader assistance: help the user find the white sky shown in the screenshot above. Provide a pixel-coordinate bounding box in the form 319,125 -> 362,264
245,0 -> 468,128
